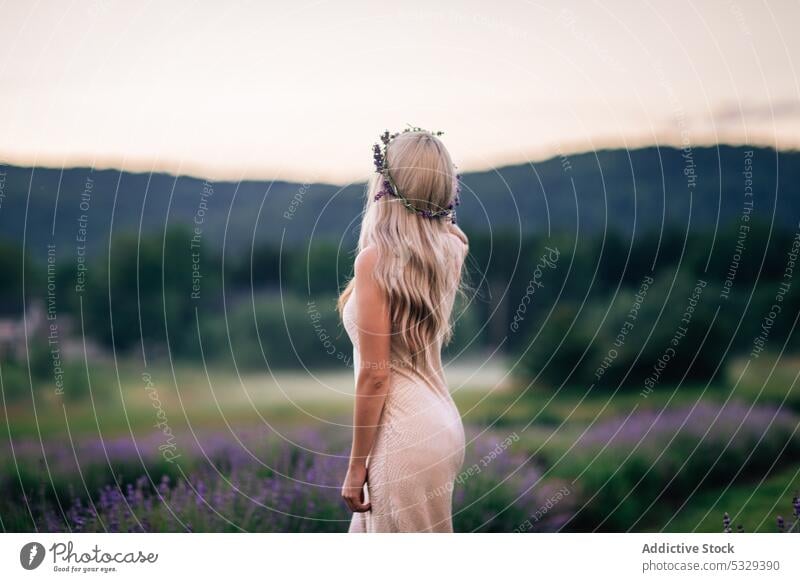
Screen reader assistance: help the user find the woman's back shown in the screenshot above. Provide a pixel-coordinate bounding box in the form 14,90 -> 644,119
343,233 -> 467,533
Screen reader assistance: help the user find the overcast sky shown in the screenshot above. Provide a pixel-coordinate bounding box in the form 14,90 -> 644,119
1,0 -> 798,183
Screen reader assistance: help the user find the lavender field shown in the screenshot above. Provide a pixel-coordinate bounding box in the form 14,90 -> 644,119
0,425 -> 574,533
2,362 -> 799,533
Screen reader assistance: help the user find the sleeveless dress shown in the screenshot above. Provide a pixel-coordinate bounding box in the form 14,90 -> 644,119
343,237 -> 466,533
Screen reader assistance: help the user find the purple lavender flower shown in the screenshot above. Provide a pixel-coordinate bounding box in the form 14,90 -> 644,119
372,143 -> 384,172
5,423 -> 582,533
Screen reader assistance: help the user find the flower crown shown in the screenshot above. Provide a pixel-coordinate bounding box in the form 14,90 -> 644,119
372,126 -> 461,223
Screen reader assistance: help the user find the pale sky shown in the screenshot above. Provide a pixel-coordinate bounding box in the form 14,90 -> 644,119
1,0 -> 799,183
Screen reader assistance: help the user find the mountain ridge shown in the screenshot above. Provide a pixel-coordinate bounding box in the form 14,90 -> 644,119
1,145 -> 798,260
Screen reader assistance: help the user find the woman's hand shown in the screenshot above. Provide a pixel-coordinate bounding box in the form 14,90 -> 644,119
341,462 -> 371,513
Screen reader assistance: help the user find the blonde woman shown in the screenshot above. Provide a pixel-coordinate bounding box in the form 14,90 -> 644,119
338,128 -> 468,533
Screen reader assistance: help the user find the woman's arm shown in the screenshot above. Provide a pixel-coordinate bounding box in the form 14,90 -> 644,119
341,246 -> 392,513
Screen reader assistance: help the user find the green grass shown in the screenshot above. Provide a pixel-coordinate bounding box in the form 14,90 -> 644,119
664,464 -> 800,532
458,381 -> 727,433
727,354 -> 800,412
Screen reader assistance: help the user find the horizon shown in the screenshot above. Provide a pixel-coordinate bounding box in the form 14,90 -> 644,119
1,140 -> 794,186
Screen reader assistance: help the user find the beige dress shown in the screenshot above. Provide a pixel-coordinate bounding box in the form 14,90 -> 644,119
343,238 -> 466,533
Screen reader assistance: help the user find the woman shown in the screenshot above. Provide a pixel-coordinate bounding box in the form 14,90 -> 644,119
338,128 -> 468,533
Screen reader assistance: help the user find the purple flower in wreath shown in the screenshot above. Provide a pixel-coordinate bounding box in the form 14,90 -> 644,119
372,143 -> 384,172
374,178 -> 392,201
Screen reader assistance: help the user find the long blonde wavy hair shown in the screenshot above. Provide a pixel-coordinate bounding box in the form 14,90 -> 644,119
337,131 -> 466,371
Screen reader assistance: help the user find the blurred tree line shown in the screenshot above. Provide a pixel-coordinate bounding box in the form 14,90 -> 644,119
2,219 -> 798,391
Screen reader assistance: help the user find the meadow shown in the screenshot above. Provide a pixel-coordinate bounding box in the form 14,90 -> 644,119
2,355 -> 798,533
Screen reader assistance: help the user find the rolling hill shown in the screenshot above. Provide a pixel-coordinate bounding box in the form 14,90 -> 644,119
1,145 -> 797,262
